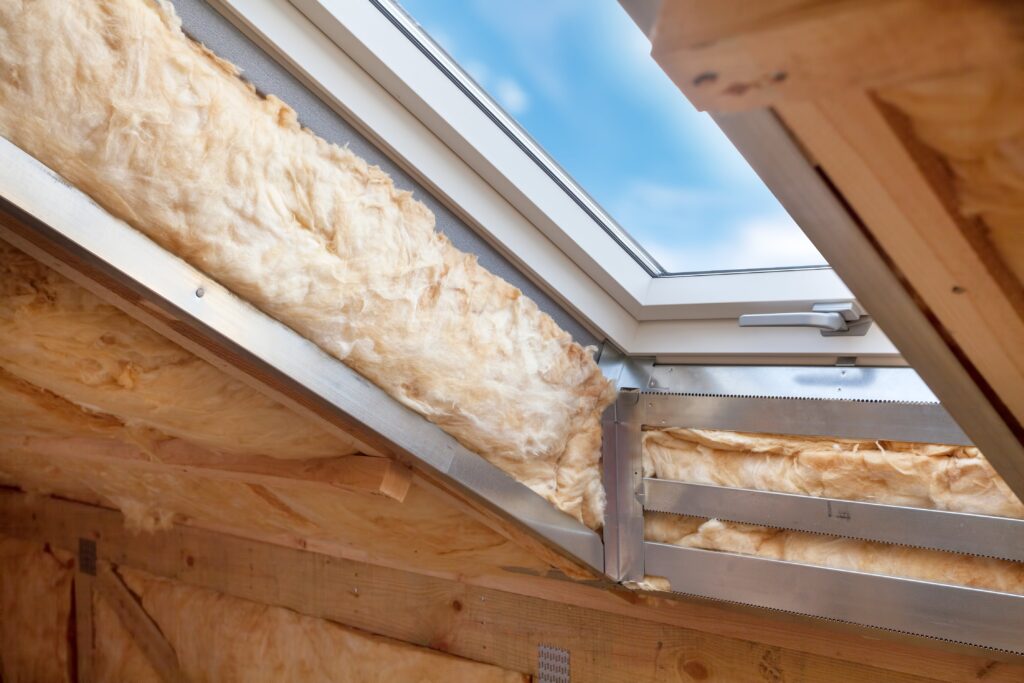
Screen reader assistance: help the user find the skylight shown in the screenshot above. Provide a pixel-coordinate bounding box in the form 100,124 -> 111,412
394,0 -> 829,275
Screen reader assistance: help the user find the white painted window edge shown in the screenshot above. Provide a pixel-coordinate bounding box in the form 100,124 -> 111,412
209,0 -> 899,359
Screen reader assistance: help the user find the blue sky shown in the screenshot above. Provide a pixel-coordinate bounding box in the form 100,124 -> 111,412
398,0 -> 827,273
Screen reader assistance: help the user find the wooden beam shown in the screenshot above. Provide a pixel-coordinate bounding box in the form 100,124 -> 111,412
74,572 -> 95,683
4,491 -> 1021,683
94,562 -> 185,683
651,0 -> 1024,111
775,94 -> 1024,434
0,435 -> 411,502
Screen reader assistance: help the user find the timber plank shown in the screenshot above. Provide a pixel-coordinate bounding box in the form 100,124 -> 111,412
3,491 -> 1019,683
0,435 -> 411,501
652,0 -> 1024,111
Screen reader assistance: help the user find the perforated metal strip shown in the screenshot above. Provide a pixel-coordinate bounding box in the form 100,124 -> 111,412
537,644 -> 570,683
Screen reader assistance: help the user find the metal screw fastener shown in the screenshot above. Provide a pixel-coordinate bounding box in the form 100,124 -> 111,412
195,287 -> 205,298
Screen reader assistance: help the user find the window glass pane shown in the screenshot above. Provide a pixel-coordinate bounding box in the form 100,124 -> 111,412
396,0 -> 829,274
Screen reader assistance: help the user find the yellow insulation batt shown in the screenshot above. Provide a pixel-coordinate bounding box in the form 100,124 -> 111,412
645,514 -> 1024,595
0,535 -> 74,683
0,374 -> 548,576
0,242 -> 369,459
878,70 -> 1024,282
0,0 -> 614,528
643,428 -> 1024,518
94,567 -> 528,683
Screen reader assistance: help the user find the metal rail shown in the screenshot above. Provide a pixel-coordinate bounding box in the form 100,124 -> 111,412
644,479 -> 1024,562
597,361 -> 1024,650
0,137 -> 604,574
646,543 -> 1024,653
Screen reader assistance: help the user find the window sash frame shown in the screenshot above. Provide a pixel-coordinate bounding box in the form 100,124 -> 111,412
211,0 -> 899,359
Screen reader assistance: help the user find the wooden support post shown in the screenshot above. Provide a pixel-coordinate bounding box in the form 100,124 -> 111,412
94,561 -> 185,683
74,553 -> 95,683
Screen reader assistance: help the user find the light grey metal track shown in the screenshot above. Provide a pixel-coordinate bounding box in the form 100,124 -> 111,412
644,479 -> 1024,562
644,364 -> 945,404
641,393 -> 971,446
0,137 -> 604,574
645,542 -> 1024,654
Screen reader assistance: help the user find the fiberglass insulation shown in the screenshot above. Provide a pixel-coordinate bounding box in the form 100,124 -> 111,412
644,428 -> 1024,518
645,514 -> 1024,595
0,0 -> 614,528
0,242 -> 369,460
643,430 -> 1024,592
0,536 -> 74,683
93,567 -> 528,683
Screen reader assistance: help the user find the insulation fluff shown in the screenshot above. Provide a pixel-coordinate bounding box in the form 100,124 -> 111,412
94,567 -> 528,682
643,430 -> 1024,593
646,514 -> 1024,595
644,428 -> 1024,518
0,242 -> 369,459
0,536 -> 74,683
0,0 -> 614,527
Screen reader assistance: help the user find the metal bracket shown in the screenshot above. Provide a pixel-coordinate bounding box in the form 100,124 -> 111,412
78,538 -> 97,576
537,645 -> 570,683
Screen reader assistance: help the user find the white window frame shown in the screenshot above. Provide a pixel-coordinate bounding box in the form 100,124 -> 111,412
212,0 -> 898,360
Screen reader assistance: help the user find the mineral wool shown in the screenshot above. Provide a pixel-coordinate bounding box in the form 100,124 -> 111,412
644,428 -> 1024,518
0,242 -> 369,459
646,514 -> 1024,595
0,536 -> 74,683
94,567 -> 529,683
0,0 -> 614,527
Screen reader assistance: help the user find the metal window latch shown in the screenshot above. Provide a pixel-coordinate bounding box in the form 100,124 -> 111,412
738,302 -> 872,337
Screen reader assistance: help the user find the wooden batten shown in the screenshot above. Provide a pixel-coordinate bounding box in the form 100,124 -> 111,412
0,434 -> 412,502
93,562 -> 185,683
4,490 -> 1022,683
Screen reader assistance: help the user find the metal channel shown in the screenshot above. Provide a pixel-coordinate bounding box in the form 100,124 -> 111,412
644,480 -> 1024,562
641,393 -> 972,445
645,365 -> 946,404
645,543 -> 1024,653
0,137 -> 604,573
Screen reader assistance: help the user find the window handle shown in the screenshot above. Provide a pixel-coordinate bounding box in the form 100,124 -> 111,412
738,303 -> 872,337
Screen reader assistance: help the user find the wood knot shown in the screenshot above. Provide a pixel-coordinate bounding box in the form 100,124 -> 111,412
451,599 -> 463,612
680,659 -> 709,680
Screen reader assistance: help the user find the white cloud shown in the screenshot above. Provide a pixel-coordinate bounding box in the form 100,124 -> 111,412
603,181 -> 825,272
642,217 -> 826,273
494,78 -> 530,115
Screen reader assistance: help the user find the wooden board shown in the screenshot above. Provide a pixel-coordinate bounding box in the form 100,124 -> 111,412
4,491 -> 1022,683
652,0 -> 1024,111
